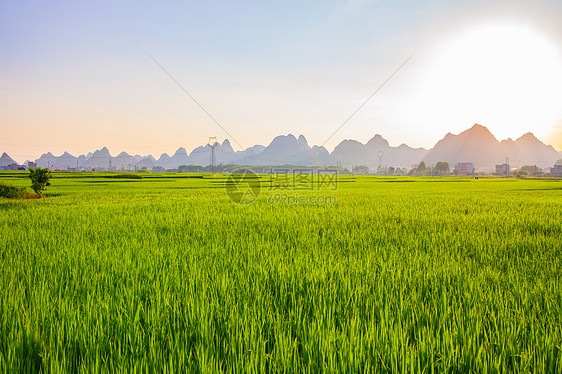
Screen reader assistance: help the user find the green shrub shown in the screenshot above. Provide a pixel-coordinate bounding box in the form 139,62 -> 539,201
28,167 -> 52,195
109,173 -> 143,179
0,184 -> 30,199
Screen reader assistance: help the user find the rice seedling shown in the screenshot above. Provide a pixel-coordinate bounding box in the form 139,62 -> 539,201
0,171 -> 561,372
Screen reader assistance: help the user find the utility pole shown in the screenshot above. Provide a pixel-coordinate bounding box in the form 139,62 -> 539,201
377,151 -> 384,175
208,136 -> 218,173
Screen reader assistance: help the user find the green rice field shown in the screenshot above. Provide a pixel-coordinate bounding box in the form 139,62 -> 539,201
1,171 -> 561,372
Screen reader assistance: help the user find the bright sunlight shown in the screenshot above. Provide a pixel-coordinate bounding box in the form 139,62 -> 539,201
413,22 -> 562,141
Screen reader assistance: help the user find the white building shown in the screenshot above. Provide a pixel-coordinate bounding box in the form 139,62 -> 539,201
456,162 -> 474,176
495,163 -> 510,175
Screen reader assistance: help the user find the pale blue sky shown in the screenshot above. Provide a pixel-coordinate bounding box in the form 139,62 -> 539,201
2,0 -> 562,161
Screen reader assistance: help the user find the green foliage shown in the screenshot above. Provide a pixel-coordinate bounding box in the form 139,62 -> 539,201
521,165 -> 541,173
108,173 -> 143,179
352,165 -> 369,175
435,161 -> 450,175
417,161 -> 426,171
179,164 -> 204,173
519,165 -> 542,176
1,172 -> 562,371
0,183 -> 29,199
28,167 -> 52,194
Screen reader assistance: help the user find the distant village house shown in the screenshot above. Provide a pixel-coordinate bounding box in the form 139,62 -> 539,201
495,163 -> 510,175
551,160 -> 562,177
456,162 -> 474,176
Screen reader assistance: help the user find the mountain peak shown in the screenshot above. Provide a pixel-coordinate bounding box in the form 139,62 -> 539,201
424,124 -> 502,167
174,147 -> 187,155
465,123 -> 491,134
469,123 -> 490,132
93,147 -> 111,157
459,124 -> 498,142
397,143 -> 413,149
366,134 -> 390,148
269,134 -> 298,146
220,139 -> 235,155
516,132 -> 541,144
0,152 -> 17,167
252,134 -> 313,165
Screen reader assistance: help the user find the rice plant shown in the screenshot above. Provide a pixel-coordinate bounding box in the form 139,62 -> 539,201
0,171 -> 561,372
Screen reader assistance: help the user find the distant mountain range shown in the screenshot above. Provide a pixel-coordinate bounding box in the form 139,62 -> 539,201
0,152 -> 17,167
423,125 -> 561,168
2,124 -> 561,171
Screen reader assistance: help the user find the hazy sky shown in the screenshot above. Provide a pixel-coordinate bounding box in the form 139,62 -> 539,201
2,0 -> 562,162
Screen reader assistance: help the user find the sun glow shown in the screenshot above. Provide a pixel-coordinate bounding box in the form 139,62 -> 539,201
411,22 -> 562,141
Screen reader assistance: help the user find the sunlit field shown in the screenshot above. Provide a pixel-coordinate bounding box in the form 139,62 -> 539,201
1,171 -> 561,372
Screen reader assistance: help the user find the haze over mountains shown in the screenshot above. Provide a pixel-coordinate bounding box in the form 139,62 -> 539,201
423,125 -> 561,168
2,125 -> 561,171
0,153 -> 17,167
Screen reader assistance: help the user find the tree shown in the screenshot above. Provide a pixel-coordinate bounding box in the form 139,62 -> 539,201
352,165 -> 369,175
418,161 -> 426,171
520,165 -> 542,176
435,161 -> 450,175
28,167 -> 52,195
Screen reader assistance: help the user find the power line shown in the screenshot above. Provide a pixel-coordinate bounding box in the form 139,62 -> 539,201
320,53 -> 415,148
146,52 -> 245,151
208,137 -> 218,173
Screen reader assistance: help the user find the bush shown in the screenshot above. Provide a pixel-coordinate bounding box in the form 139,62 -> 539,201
0,184 -> 31,199
28,167 -> 52,195
109,173 -> 143,179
